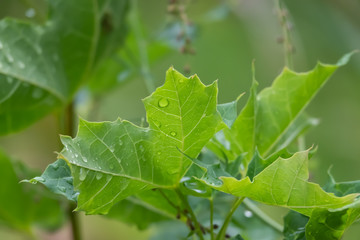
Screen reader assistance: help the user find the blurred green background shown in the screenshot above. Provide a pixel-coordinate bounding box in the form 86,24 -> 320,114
0,0 -> 359,239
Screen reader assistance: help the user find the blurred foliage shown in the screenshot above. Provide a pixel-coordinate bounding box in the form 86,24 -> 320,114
0,0 -> 360,239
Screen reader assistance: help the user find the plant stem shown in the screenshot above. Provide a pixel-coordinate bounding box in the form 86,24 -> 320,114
58,102 -> 81,240
275,0 -> 294,69
129,0 -> 156,94
158,189 -> 180,212
69,202 -> 81,240
216,196 -> 245,240
243,198 -> 283,233
175,188 -> 204,240
209,197 -> 215,240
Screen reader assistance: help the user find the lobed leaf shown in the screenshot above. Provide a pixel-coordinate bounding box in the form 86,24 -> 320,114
0,149 -> 65,232
57,67 -> 225,214
221,53 -> 354,171
199,150 -> 358,216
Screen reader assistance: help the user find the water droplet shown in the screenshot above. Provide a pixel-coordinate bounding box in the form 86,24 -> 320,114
119,139 -> 123,146
6,76 -> 13,84
82,157 -> 88,163
18,61 -> 25,69
318,215 -> 327,224
79,168 -> 87,181
25,8 -> 36,18
59,186 -> 66,193
96,172 -> 103,180
244,210 -> 253,218
0,41 -> 3,50
170,131 -> 177,137
109,145 -> 115,152
152,119 -> 161,128
139,145 -> 144,152
6,54 -> 14,63
74,153 -> 78,158
109,164 -> 114,170
167,168 -> 178,175
158,98 -> 169,108
52,163 -> 59,170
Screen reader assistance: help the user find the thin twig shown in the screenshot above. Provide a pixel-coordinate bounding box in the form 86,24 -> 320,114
275,0 -> 294,69
175,188 -> 205,240
216,196 -> 245,240
210,197 -> 215,240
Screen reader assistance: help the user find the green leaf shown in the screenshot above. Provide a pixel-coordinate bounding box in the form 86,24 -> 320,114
106,197 -> 172,230
224,53 -> 354,171
246,148 -> 292,181
225,76 -> 258,168
323,167 -> 360,197
283,211 -> 308,240
23,159 -> 78,202
0,0 -> 128,135
0,149 -> 65,232
57,67 -> 225,214
304,169 -> 360,240
199,150 -> 358,216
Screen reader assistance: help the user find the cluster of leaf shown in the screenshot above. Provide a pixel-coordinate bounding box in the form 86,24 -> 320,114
0,0 -> 129,236
26,52 -> 360,239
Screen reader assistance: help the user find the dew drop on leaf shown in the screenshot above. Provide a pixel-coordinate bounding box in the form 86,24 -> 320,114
109,145 -> 115,152
96,172 -> 103,180
158,98 -> 169,108
74,153 -> 78,158
170,131 -> 177,137
59,186 -> 66,193
119,139 -> 123,146
109,164 -> 114,170
79,168 -> 87,181
167,168 -> 178,175
82,157 -> 88,163
6,54 -> 14,63
52,163 -> 59,170
152,119 -> 161,128
18,61 -> 25,69
139,145 -> 144,152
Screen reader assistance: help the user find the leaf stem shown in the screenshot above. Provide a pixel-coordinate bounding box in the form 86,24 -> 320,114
69,202 -> 81,240
210,197 -> 215,240
175,188 -> 204,240
275,0 -> 294,69
216,196 -> 245,240
243,198 -> 283,233
158,189 -> 181,213
59,102 -> 81,240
